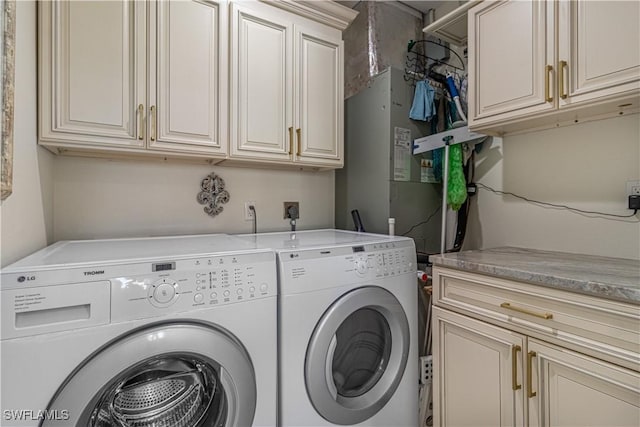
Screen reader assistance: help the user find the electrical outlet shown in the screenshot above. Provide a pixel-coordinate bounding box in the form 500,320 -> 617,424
244,201 -> 256,221
419,355 -> 433,385
627,180 -> 640,196
283,201 -> 300,219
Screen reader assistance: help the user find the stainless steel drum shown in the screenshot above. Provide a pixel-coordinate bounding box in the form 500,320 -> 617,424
89,357 -> 224,427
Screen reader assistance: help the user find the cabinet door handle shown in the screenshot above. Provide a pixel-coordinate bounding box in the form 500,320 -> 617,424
527,351 -> 537,398
500,302 -> 553,320
511,345 -> 522,391
137,104 -> 144,140
288,127 -> 294,155
296,128 -> 301,156
545,65 -> 553,102
150,105 -> 156,142
559,60 -> 568,99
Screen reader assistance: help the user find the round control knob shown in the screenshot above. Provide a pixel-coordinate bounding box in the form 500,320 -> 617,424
237,288 -> 243,295
194,293 -> 204,303
355,258 -> 367,275
260,283 -> 268,293
223,290 -> 230,297
249,286 -> 256,293
211,292 -> 218,299
153,283 -> 176,304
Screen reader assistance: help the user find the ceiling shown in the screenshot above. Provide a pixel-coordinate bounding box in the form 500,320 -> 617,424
337,1 -> 447,15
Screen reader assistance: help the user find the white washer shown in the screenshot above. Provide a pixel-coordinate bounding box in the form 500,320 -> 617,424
1,234 -> 277,427
237,230 -> 418,426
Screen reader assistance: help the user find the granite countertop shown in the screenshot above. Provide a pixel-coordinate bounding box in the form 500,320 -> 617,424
431,247 -> 640,305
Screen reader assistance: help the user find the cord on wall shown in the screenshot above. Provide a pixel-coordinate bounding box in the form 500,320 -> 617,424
249,205 -> 257,234
401,204 -> 442,236
476,183 -> 639,222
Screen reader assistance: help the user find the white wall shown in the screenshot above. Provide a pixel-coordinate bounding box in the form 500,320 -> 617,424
1,1 -> 335,264
3,1 -> 637,266
465,114 -> 640,260
0,1 -> 53,267
52,157 -> 335,241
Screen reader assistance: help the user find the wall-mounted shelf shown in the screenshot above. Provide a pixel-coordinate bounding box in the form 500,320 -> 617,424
412,125 -> 486,154
422,0 -> 482,46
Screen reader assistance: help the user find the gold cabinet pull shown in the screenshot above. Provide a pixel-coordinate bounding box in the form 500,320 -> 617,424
296,128 -> 301,156
137,104 -> 144,140
288,127 -> 294,155
527,351 -> 537,398
559,60 -> 568,99
500,302 -> 553,320
511,345 -> 522,391
544,65 -> 553,102
150,105 -> 156,142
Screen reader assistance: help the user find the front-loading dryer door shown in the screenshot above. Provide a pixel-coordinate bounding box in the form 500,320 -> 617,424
305,286 -> 410,425
42,322 -> 256,427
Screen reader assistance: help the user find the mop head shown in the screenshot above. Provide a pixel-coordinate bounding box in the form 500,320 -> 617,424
447,144 -> 467,210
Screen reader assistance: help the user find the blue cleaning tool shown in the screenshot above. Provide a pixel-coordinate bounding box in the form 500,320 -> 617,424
446,72 -> 467,123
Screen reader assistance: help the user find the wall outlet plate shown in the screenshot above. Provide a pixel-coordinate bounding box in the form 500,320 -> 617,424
244,201 -> 256,221
419,355 -> 433,385
626,180 -> 640,196
284,201 -> 300,219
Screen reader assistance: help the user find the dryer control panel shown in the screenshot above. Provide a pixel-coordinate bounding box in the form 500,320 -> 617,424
351,243 -> 414,278
279,239 -> 416,295
110,250 -> 276,322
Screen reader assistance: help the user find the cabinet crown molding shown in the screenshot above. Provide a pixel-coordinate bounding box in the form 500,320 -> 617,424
259,0 -> 358,30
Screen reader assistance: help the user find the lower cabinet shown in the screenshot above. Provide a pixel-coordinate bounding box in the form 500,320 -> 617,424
433,307 -> 526,427
432,267 -> 640,427
528,339 -> 640,427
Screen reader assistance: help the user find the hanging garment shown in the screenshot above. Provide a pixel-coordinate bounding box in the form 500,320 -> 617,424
459,75 -> 468,105
436,97 -> 446,133
409,81 -> 436,121
433,147 -> 443,182
447,144 -> 467,211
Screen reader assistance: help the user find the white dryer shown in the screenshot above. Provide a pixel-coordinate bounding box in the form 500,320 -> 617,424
1,234 -> 277,427
237,230 -> 418,426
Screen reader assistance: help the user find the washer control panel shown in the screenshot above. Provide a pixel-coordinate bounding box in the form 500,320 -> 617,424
111,250 -> 275,322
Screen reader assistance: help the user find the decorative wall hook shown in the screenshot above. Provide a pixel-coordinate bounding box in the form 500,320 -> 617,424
197,172 -> 230,217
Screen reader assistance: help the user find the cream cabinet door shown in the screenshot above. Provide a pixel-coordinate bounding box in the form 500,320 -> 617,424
468,0 -> 555,126
294,25 -> 343,166
433,307 -> 526,427
148,0 -> 227,155
230,2 -> 293,162
528,339 -> 640,427
557,0 -> 640,108
39,1 -> 145,147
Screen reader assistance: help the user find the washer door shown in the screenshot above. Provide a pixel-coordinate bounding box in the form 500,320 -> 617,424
305,286 -> 410,425
43,322 -> 256,427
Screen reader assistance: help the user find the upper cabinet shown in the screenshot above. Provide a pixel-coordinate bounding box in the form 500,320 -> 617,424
556,0 -> 640,108
468,0 -> 640,136
229,1 -> 343,168
148,0 -> 227,156
39,1 -> 145,148
39,0 -> 227,160
38,0 -> 356,169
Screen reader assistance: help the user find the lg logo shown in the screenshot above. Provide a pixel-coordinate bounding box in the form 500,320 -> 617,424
17,276 -> 35,283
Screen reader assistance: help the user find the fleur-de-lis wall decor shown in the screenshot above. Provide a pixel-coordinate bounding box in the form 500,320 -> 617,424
197,172 -> 230,217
